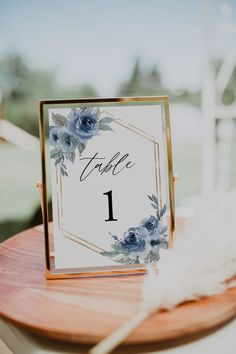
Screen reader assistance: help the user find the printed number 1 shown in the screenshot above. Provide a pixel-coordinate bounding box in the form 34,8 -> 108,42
103,190 -> 118,222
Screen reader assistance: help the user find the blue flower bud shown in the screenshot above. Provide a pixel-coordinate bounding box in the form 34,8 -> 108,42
140,215 -> 159,235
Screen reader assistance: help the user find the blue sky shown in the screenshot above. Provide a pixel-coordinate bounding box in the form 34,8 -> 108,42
0,0 -> 235,94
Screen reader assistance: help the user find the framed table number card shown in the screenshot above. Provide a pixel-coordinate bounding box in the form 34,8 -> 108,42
39,97 -> 175,278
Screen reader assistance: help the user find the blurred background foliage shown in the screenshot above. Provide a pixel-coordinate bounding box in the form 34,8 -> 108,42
0,54 -> 98,137
0,54 -> 202,138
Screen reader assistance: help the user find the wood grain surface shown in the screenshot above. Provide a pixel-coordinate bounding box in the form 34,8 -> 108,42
0,222 -> 236,345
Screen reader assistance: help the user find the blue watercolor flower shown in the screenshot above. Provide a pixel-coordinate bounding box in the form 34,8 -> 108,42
58,128 -> 77,154
49,126 -> 60,146
103,196 -> 168,264
120,227 -> 146,253
49,107 -> 113,177
67,108 -> 99,142
140,215 -> 159,236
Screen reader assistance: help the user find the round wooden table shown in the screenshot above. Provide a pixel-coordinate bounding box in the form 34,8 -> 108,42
0,223 -> 236,347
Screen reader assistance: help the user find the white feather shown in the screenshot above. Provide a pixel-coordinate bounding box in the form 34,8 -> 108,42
141,190 -> 236,312
90,190 -> 236,354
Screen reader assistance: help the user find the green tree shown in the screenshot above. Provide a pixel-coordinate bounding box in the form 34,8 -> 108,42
117,57 -> 200,105
0,54 -> 98,136
0,54 -> 56,135
118,58 -> 165,96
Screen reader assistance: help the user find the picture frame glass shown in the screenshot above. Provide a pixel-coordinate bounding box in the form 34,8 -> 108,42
40,98 -> 174,277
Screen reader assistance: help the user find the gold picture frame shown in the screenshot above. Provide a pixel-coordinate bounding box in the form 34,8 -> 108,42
38,96 -> 175,279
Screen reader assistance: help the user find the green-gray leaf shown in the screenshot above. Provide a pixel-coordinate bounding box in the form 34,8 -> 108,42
93,107 -> 100,116
111,254 -> 132,263
160,239 -> 168,249
152,194 -> 159,205
65,151 -> 75,163
78,142 -> 86,154
55,157 -> 63,166
61,162 -> 67,170
160,204 -> 167,218
99,117 -> 113,124
99,123 -> 114,132
52,112 -> 68,127
84,107 -> 93,114
161,225 -> 168,234
100,250 -> 119,257
50,148 -> 62,159
132,256 -> 140,264
145,250 -> 160,263
151,203 -> 158,209
108,232 -> 119,241
111,243 -> 122,251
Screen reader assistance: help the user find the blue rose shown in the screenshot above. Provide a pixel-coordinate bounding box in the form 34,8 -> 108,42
58,128 -> 77,154
49,126 -> 60,146
120,227 -> 146,252
140,215 -> 159,235
67,109 -> 99,142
